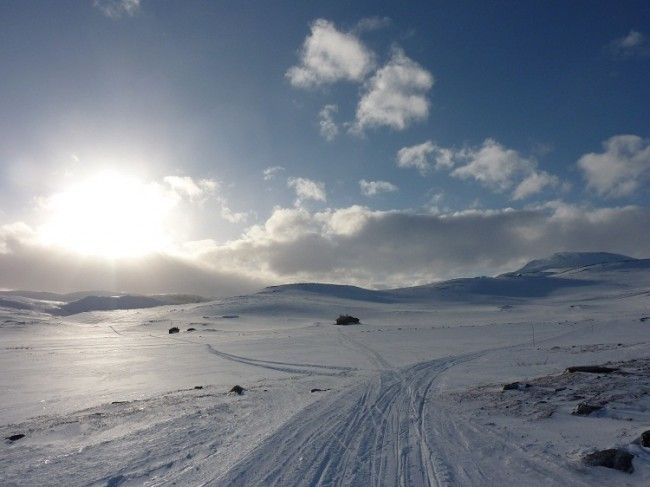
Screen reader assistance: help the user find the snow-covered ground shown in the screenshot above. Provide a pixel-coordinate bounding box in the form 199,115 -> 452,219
1,253 -> 649,486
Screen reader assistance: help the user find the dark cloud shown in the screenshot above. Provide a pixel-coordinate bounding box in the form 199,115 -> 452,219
3,203 -> 650,294
0,238 -> 261,297
201,204 -> 650,288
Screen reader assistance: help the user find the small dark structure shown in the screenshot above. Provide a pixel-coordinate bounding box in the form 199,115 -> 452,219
194,386 -> 203,390
565,365 -> 617,374
168,327 -> 180,334
503,382 -> 520,391
583,448 -> 634,473
335,315 -> 360,325
5,434 -> 25,442
229,385 -> 245,395
187,327 -> 196,332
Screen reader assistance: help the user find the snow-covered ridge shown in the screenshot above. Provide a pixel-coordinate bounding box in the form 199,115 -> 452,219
513,252 -> 636,274
2,252 -> 648,315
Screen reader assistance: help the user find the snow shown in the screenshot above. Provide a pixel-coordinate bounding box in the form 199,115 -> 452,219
1,253 -> 649,485
513,251 -> 635,274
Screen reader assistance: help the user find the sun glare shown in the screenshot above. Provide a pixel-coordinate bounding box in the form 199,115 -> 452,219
39,171 -> 174,258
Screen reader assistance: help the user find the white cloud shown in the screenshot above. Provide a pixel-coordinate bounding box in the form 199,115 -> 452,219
163,176 -> 216,200
287,177 -> 327,204
609,30 -> 648,58
286,19 -> 375,88
219,204 -> 248,224
396,139 -> 560,199
359,179 -> 398,196
577,134 -> 650,198
263,166 -> 285,181
353,48 -> 433,132
450,139 -> 559,199
318,104 -> 339,141
163,176 -> 247,221
396,141 -> 453,174
513,171 -> 559,200
93,0 -> 141,19
451,139 -> 532,191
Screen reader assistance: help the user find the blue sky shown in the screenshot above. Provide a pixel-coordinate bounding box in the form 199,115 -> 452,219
0,1 -> 649,294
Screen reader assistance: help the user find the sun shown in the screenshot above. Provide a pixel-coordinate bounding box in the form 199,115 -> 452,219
38,171 -> 175,258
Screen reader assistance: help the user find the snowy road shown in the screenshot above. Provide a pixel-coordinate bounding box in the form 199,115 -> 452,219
216,344 -> 589,487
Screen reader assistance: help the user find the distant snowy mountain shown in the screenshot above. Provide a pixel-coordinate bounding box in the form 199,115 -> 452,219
2,252 -> 648,315
260,283 -> 394,303
513,252 -> 635,274
0,290 -> 208,315
53,295 -> 166,315
254,252 -> 649,303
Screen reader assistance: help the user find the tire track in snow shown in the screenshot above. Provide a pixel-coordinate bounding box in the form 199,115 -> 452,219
215,324 -> 599,487
205,344 -> 355,377
149,332 -> 357,377
335,328 -> 393,370
215,355 -> 466,487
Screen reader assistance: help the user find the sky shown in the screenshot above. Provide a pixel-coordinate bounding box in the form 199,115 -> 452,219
0,0 -> 649,295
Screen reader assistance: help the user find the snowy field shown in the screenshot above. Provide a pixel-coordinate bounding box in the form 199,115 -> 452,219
1,253 -> 649,486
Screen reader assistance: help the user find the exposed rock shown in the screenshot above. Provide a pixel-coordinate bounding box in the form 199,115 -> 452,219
186,327 -> 196,332
583,448 -> 634,473
335,315 -> 360,325
565,365 -> 618,374
571,402 -> 603,416
641,430 -> 650,448
168,327 -> 180,334
503,382 -> 520,391
229,385 -> 245,395
5,434 -> 25,442
194,386 -> 203,390
311,388 -> 330,393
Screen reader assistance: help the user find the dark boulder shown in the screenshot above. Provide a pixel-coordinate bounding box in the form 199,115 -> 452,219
168,327 -> 180,334
194,386 -> 203,390
311,388 -> 330,393
187,327 -> 196,332
583,448 -> 634,473
572,402 -> 603,416
335,315 -> 360,325
5,434 -> 25,442
229,385 -> 245,395
565,365 -> 617,374
641,430 -> 650,448
503,382 -> 520,391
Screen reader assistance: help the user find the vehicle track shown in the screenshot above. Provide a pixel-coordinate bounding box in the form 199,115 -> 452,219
216,324 -> 598,487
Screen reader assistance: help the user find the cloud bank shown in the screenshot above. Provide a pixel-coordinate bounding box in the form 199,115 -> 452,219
3,201 -> 650,294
